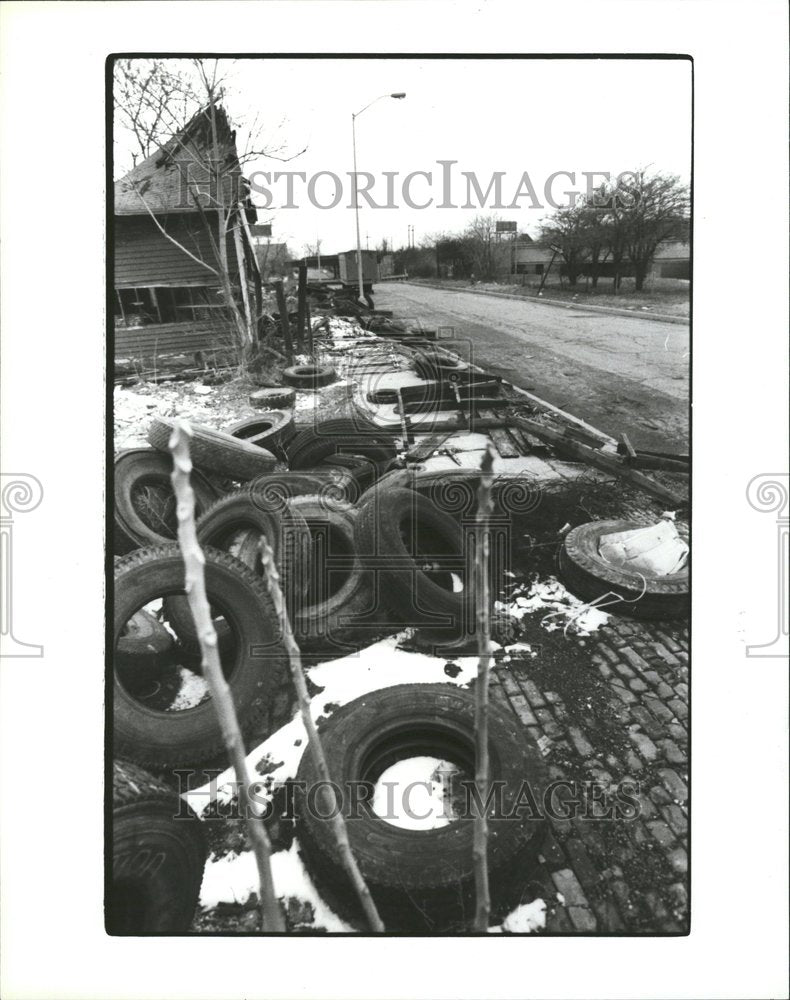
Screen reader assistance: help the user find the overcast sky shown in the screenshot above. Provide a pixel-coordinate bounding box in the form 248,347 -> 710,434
115,57 -> 692,256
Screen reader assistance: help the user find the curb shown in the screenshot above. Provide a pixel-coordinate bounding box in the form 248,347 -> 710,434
393,280 -> 689,326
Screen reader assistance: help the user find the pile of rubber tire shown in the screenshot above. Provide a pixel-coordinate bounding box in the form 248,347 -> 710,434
111,407 -> 554,933
112,414 -> 500,770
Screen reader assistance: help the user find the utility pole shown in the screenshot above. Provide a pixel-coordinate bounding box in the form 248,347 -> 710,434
351,92 -> 406,303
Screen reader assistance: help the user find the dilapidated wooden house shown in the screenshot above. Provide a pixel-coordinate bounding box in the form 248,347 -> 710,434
113,105 -> 258,366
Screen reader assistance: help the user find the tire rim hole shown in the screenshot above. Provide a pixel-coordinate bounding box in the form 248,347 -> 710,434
371,756 -> 469,830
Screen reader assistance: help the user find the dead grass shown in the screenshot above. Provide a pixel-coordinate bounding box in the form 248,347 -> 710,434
411,277 -> 690,319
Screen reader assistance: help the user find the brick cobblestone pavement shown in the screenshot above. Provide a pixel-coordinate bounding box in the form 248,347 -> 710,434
490,614 -> 689,934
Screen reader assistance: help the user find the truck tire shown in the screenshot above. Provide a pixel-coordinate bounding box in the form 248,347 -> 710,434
282,364 -> 336,389
295,684 -> 548,932
109,760 -> 206,934
147,417 -> 277,481
113,545 -> 288,769
114,449 -> 219,548
559,519 -> 689,620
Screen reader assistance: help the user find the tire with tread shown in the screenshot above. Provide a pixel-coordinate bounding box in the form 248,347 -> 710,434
354,487 -> 470,640
559,519 -> 689,620
287,495 -> 374,652
109,759 -> 206,934
228,411 -> 295,450
286,417 -> 396,471
282,364 -> 336,389
247,386 -> 296,409
113,544 -> 287,768
147,417 -> 277,481
116,609 -> 175,690
114,448 -> 219,549
295,684 -> 548,932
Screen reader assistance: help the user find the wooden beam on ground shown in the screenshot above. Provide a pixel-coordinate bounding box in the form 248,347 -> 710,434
509,415 -> 686,506
619,432 -> 638,459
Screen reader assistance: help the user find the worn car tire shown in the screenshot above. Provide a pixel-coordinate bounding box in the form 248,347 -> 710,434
116,609 -> 175,690
147,417 -> 277,481
354,487 -> 471,640
113,545 -> 288,768
227,411 -> 296,451
286,417 -> 397,471
413,350 -> 467,382
559,519 -> 689,620
109,760 -> 206,934
198,489 -> 312,602
114,448 -> 220,549
295,684 -> 548,932
287,496 -> 376,652
282,364 -> 336,389
248,385 -> 297,407
160,489 -> 310,663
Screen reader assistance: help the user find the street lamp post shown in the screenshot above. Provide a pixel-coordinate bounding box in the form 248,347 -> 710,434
351,92 -> 406,304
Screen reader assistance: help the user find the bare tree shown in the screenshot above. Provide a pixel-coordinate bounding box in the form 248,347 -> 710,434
114,58 -> 306,363
618,169 -> 689,290
463,214 -> 510,282
539,205 -> 590,287
113,60 -> 203,172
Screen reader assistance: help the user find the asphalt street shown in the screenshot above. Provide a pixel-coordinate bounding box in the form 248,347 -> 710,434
375,283 -> 690,453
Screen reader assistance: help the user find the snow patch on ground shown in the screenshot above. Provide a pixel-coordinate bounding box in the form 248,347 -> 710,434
199,841 -> 355,932
184,633 -> 478,817
489,899 -> 547,934
506,575 -> 609,635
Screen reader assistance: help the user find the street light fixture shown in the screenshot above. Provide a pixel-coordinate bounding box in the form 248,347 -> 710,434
352,92 -> 406,303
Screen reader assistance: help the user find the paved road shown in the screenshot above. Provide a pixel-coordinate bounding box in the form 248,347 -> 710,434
374,283 -> 689,453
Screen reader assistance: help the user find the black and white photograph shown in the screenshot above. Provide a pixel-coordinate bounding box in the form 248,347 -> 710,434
1,2 -> 788,998
109,54 -> 693,937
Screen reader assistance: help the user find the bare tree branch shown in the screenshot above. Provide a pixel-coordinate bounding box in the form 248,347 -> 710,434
168,420 -> 285,933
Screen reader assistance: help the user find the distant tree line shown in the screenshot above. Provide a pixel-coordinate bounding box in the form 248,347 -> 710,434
393,169 -> 689,292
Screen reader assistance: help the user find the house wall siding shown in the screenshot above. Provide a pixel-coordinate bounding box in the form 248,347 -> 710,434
114,321 -> 234,362
114,214 -> 235,288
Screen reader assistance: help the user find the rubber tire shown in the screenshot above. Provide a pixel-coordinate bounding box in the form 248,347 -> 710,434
227,411 -> 295,450
114,448 -> 220,549
197,488 -> 313,601
116,609 -> 175,690
282,364 -> 336,389
286,417 -> 396,471
160,490 -> 311,659
247,386 -> 296,409
287,496 -> 374,653
318,453 -> 381,494
295,684 -> 548,932
109,760 -> 206,934
354,487 -> 471,640
147,417 -> 277,481
559,519 -> 689,620
113,545 -> 288,768
414,350 -> 466,382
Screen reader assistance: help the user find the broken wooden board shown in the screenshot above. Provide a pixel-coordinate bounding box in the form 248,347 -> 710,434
479,408 -> 520,457
510,415 -> 686,506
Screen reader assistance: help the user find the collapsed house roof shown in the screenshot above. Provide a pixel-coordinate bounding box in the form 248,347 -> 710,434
114,105 -> 254,218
